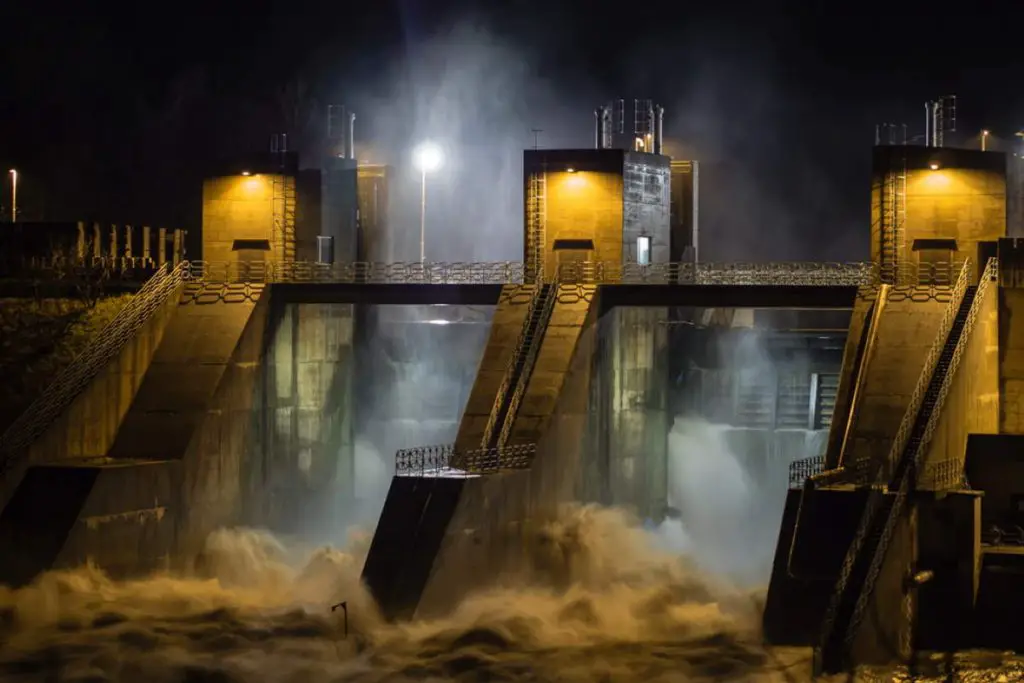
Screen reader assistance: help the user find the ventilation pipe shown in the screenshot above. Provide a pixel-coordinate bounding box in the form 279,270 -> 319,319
346,112 -> 356,159
654,105 -> 665,155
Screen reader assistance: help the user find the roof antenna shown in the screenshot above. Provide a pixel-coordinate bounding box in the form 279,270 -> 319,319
531,129 -> 543,150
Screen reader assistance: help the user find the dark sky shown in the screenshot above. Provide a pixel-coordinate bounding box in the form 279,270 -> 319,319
3,0 -> 1024,260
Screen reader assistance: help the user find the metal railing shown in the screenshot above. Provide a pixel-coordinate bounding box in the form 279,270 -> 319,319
0,262 -> 187,480
917,457 -> 971,491
480,285 -> 548,448
813,259 -> 972,673
809,261 -> 972,491
497,284 -> 558,448
849,257 -> 997,663
788,455 -> 826,488
169,259 -> 953,287
395,443 -> 537,476
184,260 -> 528,285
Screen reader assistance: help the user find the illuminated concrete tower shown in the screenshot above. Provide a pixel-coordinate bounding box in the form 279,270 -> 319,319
201,142 -> 321,265
872,105 -> 1006,283
523,99 -> 671,281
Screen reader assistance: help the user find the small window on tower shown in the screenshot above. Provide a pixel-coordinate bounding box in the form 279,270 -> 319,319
637,236 -> 651,265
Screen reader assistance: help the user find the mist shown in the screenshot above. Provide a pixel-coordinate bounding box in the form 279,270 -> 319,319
0,506 -> 800,683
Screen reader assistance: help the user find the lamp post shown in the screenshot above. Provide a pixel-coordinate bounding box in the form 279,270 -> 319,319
982,130 -> 990,152
8,169 -> 16,223
413,142 -> 443,263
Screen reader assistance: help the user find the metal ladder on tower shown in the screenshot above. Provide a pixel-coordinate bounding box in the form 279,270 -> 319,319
271,133 -> 297,263
879,154 -> 906,283
528,169 -> 547,283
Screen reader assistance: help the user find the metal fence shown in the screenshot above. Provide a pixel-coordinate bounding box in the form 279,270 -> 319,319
175,259 -> 983,287
394,443 -> 537,476
789,455 -> 826,488
0,262 -> 188,481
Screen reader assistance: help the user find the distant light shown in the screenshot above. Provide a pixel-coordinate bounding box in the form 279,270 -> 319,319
983,130 -> 990,136
566,166 -> 576,173
7,169 -> 14,174
241,171 -> 252,176
426,319 -> 451,325
413,142 -> 443,173
929,162 -> 940,171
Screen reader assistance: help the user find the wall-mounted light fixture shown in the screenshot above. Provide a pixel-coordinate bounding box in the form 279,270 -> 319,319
929,162 -> 940,171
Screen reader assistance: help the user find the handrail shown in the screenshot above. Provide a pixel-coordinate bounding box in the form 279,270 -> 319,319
0,262 -> 187,482
844,257 -> 997,664
497,283 -> 558,448
813,259 -> 972,673
836,287 -> 890,469
479,284 -> 548,448
169,259 -> 968,287
395,442 -> 536,476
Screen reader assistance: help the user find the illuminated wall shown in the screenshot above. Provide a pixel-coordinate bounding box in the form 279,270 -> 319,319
523,148 -> 671,280
871,147 -> 1006,277
544,167 -> 624,272
202,174 -> 281,264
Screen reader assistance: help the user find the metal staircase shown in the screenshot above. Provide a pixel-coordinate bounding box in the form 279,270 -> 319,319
479,284 -> 556,450
815,268 -> 982,674
497,284 -> 557,448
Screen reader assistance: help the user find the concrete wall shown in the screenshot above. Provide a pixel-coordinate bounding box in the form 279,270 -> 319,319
5,282 -> 181,504
623,152 -> 671,264
258,301 -> 355,534
844,296 -> 948,475
55,460 -> 180,578
914,492 -> 981,651
1000,287 -> 1024,433
871,146 -> 1006,276
417,318 -> 601,616
763,487 -> 871,645
524,149 -> 627,279
202,174 -> 291,264
357,165 -> 390,262
850,499 -> 915,666
506,285 -> 598,446
925,280 -> 999,468
176,293 -> 272,557
586,306 -> 669,515
964,434 -> 1024,527
454,286 -> 535,450
823,293 -> 876,469
321,160 -> 358,263
670,160 -> 697,261
104,299 -> 260,462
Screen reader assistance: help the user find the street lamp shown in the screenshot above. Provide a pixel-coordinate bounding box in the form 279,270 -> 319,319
8,169 -> 16,223
982,130 -> 990,152
413,142 -> 443,263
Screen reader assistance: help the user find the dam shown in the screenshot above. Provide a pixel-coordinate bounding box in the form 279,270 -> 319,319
0,100 -> 1021,678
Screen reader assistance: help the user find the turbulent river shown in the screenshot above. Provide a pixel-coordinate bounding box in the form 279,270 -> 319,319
0,505 -> 1020,682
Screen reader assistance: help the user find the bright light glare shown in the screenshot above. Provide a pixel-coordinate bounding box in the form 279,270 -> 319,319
929,162 -> 940,170
426,319 -> 451,325
241,170 -> 252,176
413,142 -> 443,173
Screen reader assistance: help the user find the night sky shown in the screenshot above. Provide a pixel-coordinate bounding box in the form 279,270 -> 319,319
3,1 -> 1024,260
